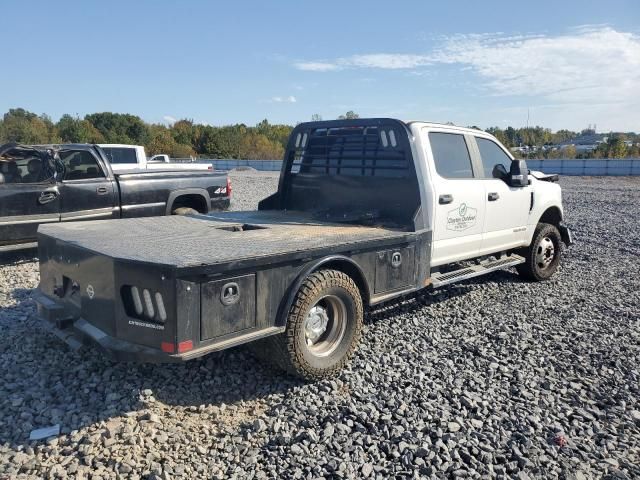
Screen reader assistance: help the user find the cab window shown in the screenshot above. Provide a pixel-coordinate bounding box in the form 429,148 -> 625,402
0,149 -> 55,184
59,151 -> 105,181
428,132 -> 474,179
101,147 -> 137,164
476,138 -> 512,179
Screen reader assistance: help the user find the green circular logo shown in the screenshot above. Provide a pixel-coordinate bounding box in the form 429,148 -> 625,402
459,203 -> 467,216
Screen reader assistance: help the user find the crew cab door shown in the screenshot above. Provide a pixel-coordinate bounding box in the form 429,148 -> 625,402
473,137 -> 530,253
58,149 -> 118,222
424,130 -> 486,266
0,146 -> 60,246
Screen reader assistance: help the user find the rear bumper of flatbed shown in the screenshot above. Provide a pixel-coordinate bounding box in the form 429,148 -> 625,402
35,289 -> 283,362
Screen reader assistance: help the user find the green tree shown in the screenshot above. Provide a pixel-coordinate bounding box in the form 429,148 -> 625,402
607,135 -> 628,158
0,108 -> 59,144
238,132 -> 284,160
338,111 -> 359,120
485,127 -> 509,147
57,114 -> 104,143
85,112 -> 150,145
560,145 -> 577,159
171,119 -> 196,146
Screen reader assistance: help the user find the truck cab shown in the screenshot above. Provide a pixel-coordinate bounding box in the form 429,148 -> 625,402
407,122 -> 567,269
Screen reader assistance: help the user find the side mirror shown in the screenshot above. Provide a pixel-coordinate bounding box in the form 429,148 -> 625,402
492,163 -> 508,179
509,159 -> 528,187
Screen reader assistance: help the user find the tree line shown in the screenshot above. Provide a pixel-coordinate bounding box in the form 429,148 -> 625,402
0,108 -> 290,159
0,108 -> 637,159
484,126 -> 640,159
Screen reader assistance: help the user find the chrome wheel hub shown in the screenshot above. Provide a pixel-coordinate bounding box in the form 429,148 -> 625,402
535,236 -> 555,269
304,306 -> 329,344
303,295 -> 348,357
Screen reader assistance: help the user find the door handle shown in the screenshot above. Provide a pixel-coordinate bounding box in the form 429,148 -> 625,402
96,186 -> 109,195
38,190 -> 58,205
439,194 -> 453,205
488,192 -> 500,201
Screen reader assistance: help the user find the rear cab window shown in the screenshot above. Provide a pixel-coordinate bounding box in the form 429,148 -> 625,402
428,132 -> 474,179
101,147 -> 137,164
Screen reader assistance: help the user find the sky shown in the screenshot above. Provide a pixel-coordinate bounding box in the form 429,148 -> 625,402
2,0 -> 639,132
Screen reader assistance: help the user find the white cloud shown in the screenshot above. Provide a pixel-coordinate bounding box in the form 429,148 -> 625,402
433,27 -> 640,103
293,27 -> 640,105
295,54 -> 432,71
347,54 -> 433,69
295,61 -> 341,72
270,95 -> 297,103
163,115 -> 176,124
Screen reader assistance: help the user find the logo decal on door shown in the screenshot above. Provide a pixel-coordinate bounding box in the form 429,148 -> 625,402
446,203 -> 477,231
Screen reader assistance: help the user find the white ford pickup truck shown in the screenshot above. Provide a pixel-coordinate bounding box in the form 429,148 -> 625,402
99,144 -> 212,172
36,119 -> 572,379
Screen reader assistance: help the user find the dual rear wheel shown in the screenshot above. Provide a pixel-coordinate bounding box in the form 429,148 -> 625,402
253,269 -> 363,380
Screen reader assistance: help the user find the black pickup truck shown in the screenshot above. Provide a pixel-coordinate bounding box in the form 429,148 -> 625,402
0,143 -> 230,251
34,118 -> 571,380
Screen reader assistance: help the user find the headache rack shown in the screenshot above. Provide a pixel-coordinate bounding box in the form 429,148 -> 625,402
288,121 -> 412,178
261,118 -> 422,230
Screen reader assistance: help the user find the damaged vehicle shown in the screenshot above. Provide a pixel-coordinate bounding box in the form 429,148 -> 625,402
0,143 -> 230,252
34,119 -> 572,379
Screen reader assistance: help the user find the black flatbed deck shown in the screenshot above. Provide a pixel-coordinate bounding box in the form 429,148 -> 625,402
38,211 -> 413,271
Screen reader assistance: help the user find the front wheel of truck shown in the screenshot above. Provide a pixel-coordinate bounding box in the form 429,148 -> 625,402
257,269 -> 363,380
516,222 -> 562,281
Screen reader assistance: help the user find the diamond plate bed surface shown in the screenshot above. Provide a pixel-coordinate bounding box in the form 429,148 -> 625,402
38,210 -> 409,268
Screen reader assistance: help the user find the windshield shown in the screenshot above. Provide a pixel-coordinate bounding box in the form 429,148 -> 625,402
101,147 -> 137,164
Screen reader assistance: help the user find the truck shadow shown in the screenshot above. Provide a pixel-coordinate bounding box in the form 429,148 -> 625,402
0,287 -> 302,449
0,250 -> 38,265
365,269 -> 520,324
1,269 -> 520,448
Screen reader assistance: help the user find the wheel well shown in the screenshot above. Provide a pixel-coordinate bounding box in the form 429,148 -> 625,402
171,194 -> 208,214
539,206 -> 562,226
276,258 -> 371,328
318,260 -> 370,306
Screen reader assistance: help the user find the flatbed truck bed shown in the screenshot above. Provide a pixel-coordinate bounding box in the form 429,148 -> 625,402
38,211 -> 412,272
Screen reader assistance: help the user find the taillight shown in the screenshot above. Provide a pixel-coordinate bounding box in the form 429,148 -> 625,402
226,177 -> 232,197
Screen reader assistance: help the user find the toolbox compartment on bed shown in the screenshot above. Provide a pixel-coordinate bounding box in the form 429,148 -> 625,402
200,274 -> 257,340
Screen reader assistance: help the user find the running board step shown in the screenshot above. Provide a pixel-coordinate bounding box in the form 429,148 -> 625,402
0,242 -> 37,253
430,255 -> 525,288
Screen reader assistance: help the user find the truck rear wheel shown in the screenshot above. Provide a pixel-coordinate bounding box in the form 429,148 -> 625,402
258,269 -> 363,380
516,222 -> 562,281
172,207 -> 199,215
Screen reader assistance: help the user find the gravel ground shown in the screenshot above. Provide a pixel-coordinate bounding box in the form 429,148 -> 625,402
1,173 -> 639,479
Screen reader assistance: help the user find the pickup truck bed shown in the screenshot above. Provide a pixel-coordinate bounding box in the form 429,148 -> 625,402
40,212 -> 409,270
